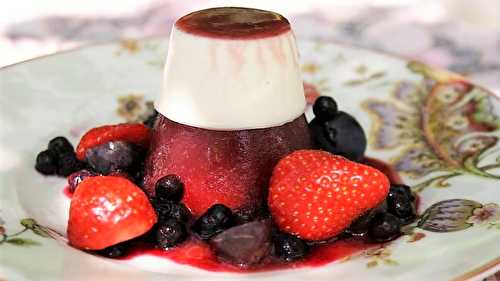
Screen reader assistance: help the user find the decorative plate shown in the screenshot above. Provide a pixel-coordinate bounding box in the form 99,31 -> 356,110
1,38 -> 499,281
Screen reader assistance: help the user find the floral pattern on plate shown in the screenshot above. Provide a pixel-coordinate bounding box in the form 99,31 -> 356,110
0,217 -> 55,247
363,61 -> 500,192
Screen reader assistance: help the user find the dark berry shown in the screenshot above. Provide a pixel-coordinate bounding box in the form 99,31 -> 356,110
387,184 -> 417,224
192,204 -> 235,240
389,184 -> 415,200
48,136 -> 74,155
346,200 -> 387,236
155,201 -> 191,223
96,242 -> 128,258
35,150 -> 58,175
67,169 -> 97,193
85,141 -> 138,174
143,109 -> 158,128
234,207 -> 270,225
57,152 -> 82,177
367,213 -> 402,242
130,160 -> 146,188
156,219 -> 187,249
312,96 -> 338,121
210,220 -> 272,265
273,232 -> 308,261
309,111 -> 367,162
155,175 -> 184,203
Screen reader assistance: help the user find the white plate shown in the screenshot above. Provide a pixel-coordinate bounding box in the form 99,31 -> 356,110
1,38 -> 499,281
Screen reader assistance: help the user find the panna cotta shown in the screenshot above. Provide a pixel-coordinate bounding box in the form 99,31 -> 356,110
143,7 -> 313,217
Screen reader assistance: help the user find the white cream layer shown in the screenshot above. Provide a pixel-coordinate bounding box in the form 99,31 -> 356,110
155,26 -> 306,130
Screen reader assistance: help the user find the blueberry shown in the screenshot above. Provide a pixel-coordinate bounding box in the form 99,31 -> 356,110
210,220 -> 272,265
57,152 -> 82,177
35,150 -> 58,175
192,204 -> 235,240
273,232 -> 308,261
367,213 -> 402,242
48,136 -> 74,156
387,184 -> 417,224
389,184 -> 414,199
67,169 -> 97,193
143,110 -> 158,128
346,200 -> 387,236
234,207 -> 270,225
130,162 -> 145,188
96,243 -> 128,258
156,219 -> 187,249
313,96 -> 338,121
85,141 -> 138,174
155,201 -> 191,223
309,111 -> 367,162
155,175 -> 184,203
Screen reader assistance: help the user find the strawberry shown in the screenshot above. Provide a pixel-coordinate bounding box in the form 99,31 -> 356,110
68,176 -> 157,250
268,150 -> 389,241
75,123 -> 150,160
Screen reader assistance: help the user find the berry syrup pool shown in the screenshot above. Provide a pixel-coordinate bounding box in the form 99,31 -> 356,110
117,238 -> 375,273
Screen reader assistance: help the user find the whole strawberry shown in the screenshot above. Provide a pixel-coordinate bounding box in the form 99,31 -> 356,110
268,150 -> 389,241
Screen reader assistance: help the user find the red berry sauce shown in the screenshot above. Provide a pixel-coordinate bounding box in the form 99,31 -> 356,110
63,185 -> 73,198
363,157 -> 403,184
175,7 -> 291,40
118,238 -> 377,273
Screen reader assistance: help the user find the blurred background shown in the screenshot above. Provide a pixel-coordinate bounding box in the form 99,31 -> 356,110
1,0 -> 499,96
2,0 -> 499,95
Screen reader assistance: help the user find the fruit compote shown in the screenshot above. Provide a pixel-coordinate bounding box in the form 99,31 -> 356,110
143,115 -> 312,217
93,156 -> 409,273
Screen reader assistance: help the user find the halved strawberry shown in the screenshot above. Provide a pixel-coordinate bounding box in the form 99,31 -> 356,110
268,150 -> 389,241
75,123 -> 150,160
67,176 -> 157,250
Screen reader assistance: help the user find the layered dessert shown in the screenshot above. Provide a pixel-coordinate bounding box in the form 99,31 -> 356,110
34,7 -> 417,272
143,7 -> 312,217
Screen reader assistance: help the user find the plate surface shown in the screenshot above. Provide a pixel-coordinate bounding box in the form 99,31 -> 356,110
0,38 -> 499,281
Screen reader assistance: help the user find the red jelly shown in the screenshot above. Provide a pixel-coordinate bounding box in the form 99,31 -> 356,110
143,114 -> 313,217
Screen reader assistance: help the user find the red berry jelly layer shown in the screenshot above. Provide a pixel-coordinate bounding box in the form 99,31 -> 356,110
143,114 -> 313,217
175,7 -> 291,40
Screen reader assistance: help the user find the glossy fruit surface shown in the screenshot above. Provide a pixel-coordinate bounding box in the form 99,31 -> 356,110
309,111 -> 366,162
269,150 -> 390,241
76,123 -> 150,161
367,212 -> 402,242
192,204 -> 235,240
68,176 -> 157,250
155,175 -> 185,203
85,141 -> 138,174
273,232 -> 308,261
209,220 -> 272,265
312,96 -> 338,121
